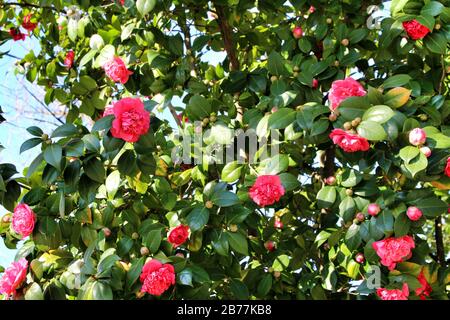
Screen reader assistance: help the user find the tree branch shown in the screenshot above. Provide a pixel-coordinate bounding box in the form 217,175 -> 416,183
435,216 -> 446,267
168,103 -> 182,128
1,1 -> 66,13
214,3 -> 243,125
22,85 -> 65,124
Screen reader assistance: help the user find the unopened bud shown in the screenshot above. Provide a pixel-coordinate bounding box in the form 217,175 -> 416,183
140,247 -> 149,256
205,201 -> 214,209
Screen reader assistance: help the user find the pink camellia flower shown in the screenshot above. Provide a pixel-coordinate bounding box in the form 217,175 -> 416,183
249,175 -> 285,207
312,78 -> 319,89
9,28 -> 26,41
102,105 -> 114,117
110,97 -> 150,143
328,78 -> 366,110
12,204 -> 36,239
274,219 -> 283,229
167,225 -> 190,248
103,56 -> 133,84
292,26 -> 303,39
367,203 -> 381,217
329,129 -> 370,153
140,260 -> 175,296
420,146 -> 431,158
0,258 -> 28,299
309,6 -> 316,13
64,50 -> 75,69
415,270 -> 432,300
409,128 -> 427,146
444,157 -> 450,177
402,20 -> 430,40
22,14 -> 38,32
372,235 -> 415,270
406,206 -> 422,221
377,283 -> 409,300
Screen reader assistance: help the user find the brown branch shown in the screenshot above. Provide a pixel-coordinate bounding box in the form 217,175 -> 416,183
22,85 -> 65,124
435,216 -> 446,267
214,3 -> 243,125
1,1 -> 66,13
176,5 -> 198,78
168,103 -> 182,128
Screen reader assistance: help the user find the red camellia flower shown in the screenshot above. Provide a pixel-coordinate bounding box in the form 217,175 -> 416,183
64,50 -> 75,69
111,97 -> 150,142
119,0 -> 125,5
444,157 -> 450,177
103,56 -> 133,84
415,270 -> 432,300
312,78 -> 319,89
9,28 -> 26,41
249,175 -> 285,207
22,14 -> 38,32
406,206 -> 422,221
140,260 -> 175,296
329,129 -> 370,153
377,283 -> 409,300
372,235 -> 415,270
328,78 -> 366,110
167,225 -> 190,248
402,20 -> 430,40
0,258 -> 28,299
12,204 -> 36,239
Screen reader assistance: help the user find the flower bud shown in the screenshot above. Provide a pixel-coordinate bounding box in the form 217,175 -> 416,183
355,253 -> 365,264
367,203 -> 381,217
409,128 -> 427,146
341,39 -> 349,46
132,232 -> 139,239
328,113 -> 337,122
274,220 -> 283,229
273,271 -> 281,278
292,26 -> 303,39
406,206 -> 423,221
326,18 -> 333,24
345,189 -> 353,196
343,122 -> 352,130
270,75 -> 278,82
2,214 -> 11,223
264,240 -> 276,252
229,224 -> 238,232
312,78 -> 319,89
420,146 -> 431,158
140,247 -> 149,256
325,176 -> 336,185
356,212 -> 365,222
102,227 -> 111,237
89,34 -> 105,50
205,201 -> 214,209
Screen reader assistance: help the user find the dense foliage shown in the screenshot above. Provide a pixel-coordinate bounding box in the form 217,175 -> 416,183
0,0 -> 449,300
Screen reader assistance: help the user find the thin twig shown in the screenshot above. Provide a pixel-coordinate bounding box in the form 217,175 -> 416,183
1,1 -> 66,13
22,85 -> 65,124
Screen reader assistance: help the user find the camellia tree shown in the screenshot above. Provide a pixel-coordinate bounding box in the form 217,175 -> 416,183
0,0 -> 449,300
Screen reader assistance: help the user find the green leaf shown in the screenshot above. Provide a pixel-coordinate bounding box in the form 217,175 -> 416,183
279,173 -> 300,191
357,121 -> 387,141
43,144 -> 62,171
27,126 -> 43,137
362,105 -> 394,124
272,254 -> 290,271
25,283 -> 44,300
399,146 -> 420,163
211,190 -> 240,207
383,74 -> 411,89
230,279 -> 249,300
186,207 -> 210,231
394,213 -> 411,237
178,269 -> 193,286
226,232 -> 248,255
136,0 -> 156,16
317,186 -> 336,208
339,196 -> 356,222
404,152 -> 428,177
257,274 -> 272,297
68,19 -> 78,42
424,32 -> 447,54
106,171 -> 121,200
144,229 -> 162,253
411,197 -> 448,218
268,108 -> 296,129
185,95 -> 212,120
267,51 -> 289,76
84,158 -> 105,183
421,1 -> 444,16
92,115 -> 114,132
221,161 -> 243,183
92,282 -> 113,300
51,123 -> 78,138
20,138 -> 42,154
384,87 -> 411,108
126,258 -> 145,291
341,170 -> 362,187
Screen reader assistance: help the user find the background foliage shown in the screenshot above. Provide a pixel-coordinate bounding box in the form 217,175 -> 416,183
0,0 -> 449,300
